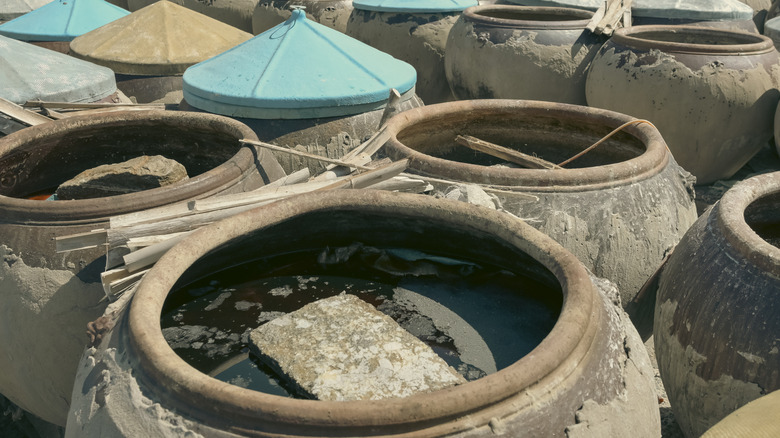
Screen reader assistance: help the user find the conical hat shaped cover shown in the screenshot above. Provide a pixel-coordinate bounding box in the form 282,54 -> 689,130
0,0 -> 128,42
0,36 -> 116,104
0,0 -> 53,22
69,1 -> 253,76
183,9 -> 417,119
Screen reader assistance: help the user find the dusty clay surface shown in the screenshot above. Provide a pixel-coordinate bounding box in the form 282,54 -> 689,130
586,46 -> 780,184
0,245 -> 107,427
446,22 -> 603,104
346,11 -> 458,104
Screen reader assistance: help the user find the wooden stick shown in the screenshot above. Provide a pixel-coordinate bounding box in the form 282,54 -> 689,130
455,135 -> 561,170
23,100 -> 165,109
312,126 -> 391,181
56,229 -> 108,253
263,168 -> 310,189
379,88 -> 403,127
316,159 -> 408,191
240,139 -> 373,171
123,231 -> 191,273
0,97 -> 53,126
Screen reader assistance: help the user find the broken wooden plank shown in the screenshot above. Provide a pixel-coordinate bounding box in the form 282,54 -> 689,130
312,125 -> 391,181
0,97 -> 53,126
455,135 -> 561,170
317,159 -> 408,191
55,229 -> 108,253
123,231 -> 191,273
379,88 -> 403,127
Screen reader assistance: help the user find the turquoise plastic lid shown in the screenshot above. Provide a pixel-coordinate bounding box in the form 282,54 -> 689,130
183,9 -> 417,119
0,0 -> 128,42
0,36 -> 117,104
352,0 -> 477,13
504,0 -> 753,20
0,0 -> 53,21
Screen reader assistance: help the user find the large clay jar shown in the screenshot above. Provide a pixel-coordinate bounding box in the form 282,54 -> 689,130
586,25 -> 780,185
380,100 -> 698,337
445,5 -> 604,105
346,0 -> 478,105
67,190 -> 660,437
252,0 -> 353,34
0,111 -> 285,427
183,9 -> 423,175
654,171 -> 780,437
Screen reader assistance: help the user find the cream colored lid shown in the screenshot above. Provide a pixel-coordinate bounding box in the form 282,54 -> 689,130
69,0 -> 252,76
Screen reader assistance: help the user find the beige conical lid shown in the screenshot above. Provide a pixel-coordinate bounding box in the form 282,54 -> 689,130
69,0 -> 252,75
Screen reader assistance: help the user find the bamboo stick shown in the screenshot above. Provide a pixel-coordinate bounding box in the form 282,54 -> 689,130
455,135 -> 561,170
240,139 -> 373,170
23,100 -> 165,109
0,97 -> 53,125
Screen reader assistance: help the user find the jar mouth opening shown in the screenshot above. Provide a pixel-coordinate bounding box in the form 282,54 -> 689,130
613,25 -> 773,54
0,110 -> 260,222
383,100 -> 668,191
464,5 -> 593,27
719,172 -> 780,270
128,190 -> 598,434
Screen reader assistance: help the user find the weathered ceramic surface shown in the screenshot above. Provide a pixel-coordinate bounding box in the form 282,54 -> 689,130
0,0 -> 53,21
0,0 -> 128,42
380,100 -> 698,334
766,15 -> 780,49
127,0 -> 260,32
183,9 -> 416,119
0,111 -> 285,427
346,10 -> 460,104
67,190 -> 659,437
445,5 -> 604,105
252,0 -> 353,34
654,171 -> 780,437
69,1 -> 252,76
0,36 -> 116,104
585,25 -> 780,184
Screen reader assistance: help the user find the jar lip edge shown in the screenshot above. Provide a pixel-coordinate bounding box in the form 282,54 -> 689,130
381,100 -> 669,190
127,189 -> 602,431
718,172 -> 780,269
461,4 -> 594,29
611,24 -> 775,54
0,110 -> 259,222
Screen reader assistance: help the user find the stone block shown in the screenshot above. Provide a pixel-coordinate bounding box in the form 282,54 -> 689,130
55,155 -> 187,200
248,293 -> 466,401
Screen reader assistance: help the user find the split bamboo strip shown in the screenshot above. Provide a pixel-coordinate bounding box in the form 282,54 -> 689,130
455,135 -> 561,170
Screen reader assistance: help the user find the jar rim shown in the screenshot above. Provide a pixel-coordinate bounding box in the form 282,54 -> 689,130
461,5 -> 594,30
611,25 -> 775,55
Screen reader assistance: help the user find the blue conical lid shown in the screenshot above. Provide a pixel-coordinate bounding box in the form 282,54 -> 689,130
0,0 -> 53,21
352,0 -> 477,13
0,0 -> 129,42
0,36 -> 117,104
183,9 -> 417,119
504,0 -> 753,20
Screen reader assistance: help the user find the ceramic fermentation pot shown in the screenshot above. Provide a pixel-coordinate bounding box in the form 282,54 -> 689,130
445,5 -> 604,105
183,9 -> 422,174
380,99 -> 698,337
586,25 -> 780,184
346,0 -> 478,105
69,1 -> 252,104
66,190 -> 660,437
0,110 -> 285,427
654,171 -> 780,438
700,390 -> 780,438
252,0 -> 353,34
